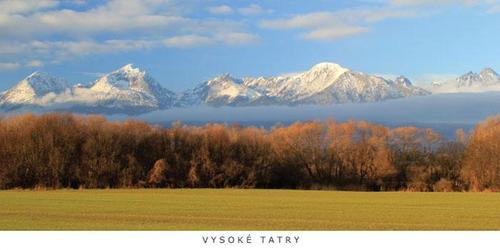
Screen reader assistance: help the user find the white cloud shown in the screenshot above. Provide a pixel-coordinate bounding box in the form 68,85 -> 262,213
163,32 -> 259,48
260,11 -> 372,40
303,26 -> 369,40
0,39 -> 157,63
217,32 -> 260,45
340,7 -> 419,22
259,0 -> 499,41
207,5 -> 233,15
238,4 -> 272,16
50,39 -> 157,56
0,0 -> 58,14
0,1 -> 259,66
0,62 -> 20,71
26,60 -> 43,67
163,35 -> 214,48
260,8 -> 418,30
261,12 -> 338,29
0,1 -> 256,41
0,31 -> 259,63
0,0 -> 187,38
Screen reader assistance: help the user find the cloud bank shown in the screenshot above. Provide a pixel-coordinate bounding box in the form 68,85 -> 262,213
0,0 -> 260,66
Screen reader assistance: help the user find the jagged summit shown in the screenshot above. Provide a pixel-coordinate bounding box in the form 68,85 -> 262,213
431,67 -> 500,93
119,63 -> 135,71
0,71 -> 68,106
395,76 -> 413,87
91,64 -> 149,91
207,73 -> 242,86
23,71 -> 68,93
27,71 -> 42,78
1,61 -> 430,114
0,64 -> 175,113
479,67 -> 499,82
299,62 -> 350,81
88,64 -> 175,109
179,72 -> 262,106
180,62 -> 428,106
309,62 -> 349,72
480,67 -> 498,75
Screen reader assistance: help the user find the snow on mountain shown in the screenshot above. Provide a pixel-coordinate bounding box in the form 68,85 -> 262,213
0,65 -> 176,114
241,62 -> 350,102
0,72 -> 69,108
0,62 -> 431,114
277,62 -> 351,100
88,64 -> 175,110
182,62 -> 429,106
300,72 -> 428,104
392,76 -> 430,96
431,68 -> 500,93
178,74 -> 263,106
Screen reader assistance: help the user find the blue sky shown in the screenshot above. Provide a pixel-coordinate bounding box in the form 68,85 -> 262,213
1,0 -> 500,91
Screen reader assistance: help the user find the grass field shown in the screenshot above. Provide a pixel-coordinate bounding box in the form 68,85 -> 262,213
0,189 -> 499,230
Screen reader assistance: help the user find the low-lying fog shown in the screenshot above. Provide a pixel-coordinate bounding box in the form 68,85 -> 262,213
111,92 -> 500,138
5,92 -> 500,139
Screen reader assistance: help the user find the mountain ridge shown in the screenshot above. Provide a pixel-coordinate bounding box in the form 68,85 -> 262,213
431,67 -> 500,93
0,62 -> 473,115
179,62 -> 429,107
0,72 -> 69,108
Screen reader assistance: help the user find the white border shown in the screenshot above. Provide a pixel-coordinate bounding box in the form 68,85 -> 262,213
0,231 -> 499,250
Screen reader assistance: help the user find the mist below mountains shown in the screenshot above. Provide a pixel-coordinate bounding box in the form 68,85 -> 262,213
116,91 -> 500,138
2,62 -> 500,138
2,91 -> 499,138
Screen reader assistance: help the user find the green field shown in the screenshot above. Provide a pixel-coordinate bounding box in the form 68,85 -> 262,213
0,189 -> 499,230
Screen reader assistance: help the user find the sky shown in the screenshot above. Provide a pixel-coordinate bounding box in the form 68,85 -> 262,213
1,0 -> 500,91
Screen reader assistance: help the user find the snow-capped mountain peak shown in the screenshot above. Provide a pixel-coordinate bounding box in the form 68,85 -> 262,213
296,62 -> 349,81
207,73 -> 242,86
0,65 -> 176,113
0,71 -> 68,105
394,76 -> 413,87
456,71 -> 480,87
284,62 -> 351,99
1,61 -> 431,114
91,64 -> 149,92
179,73 -> 263,106
22,71 -> 68,95
27,71 -> 41,78
120,63 -> 135,72
308,62 -> 349,73
87,64 -> 175,110
179,61 -> 428,106
430,67 -> 500,93
115,63 -> 148,84
479,67 -> 499,82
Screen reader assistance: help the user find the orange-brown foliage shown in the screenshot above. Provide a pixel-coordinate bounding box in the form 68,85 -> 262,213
0,112 -> 498,191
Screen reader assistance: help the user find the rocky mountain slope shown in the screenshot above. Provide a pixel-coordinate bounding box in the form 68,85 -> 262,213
179,62 -> 429,107
0,62 -> 431,114
431,68 -> 500,93
0,64 -> 175,114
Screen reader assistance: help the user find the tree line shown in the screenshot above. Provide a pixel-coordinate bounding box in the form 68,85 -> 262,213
0,113 -> 498,191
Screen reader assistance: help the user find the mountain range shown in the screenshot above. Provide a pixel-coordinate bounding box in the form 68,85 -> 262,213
431,68 -> 500,93
1,62 -> 498,115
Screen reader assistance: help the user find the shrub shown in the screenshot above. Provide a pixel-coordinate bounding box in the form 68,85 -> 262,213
433,178 -> 454,192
